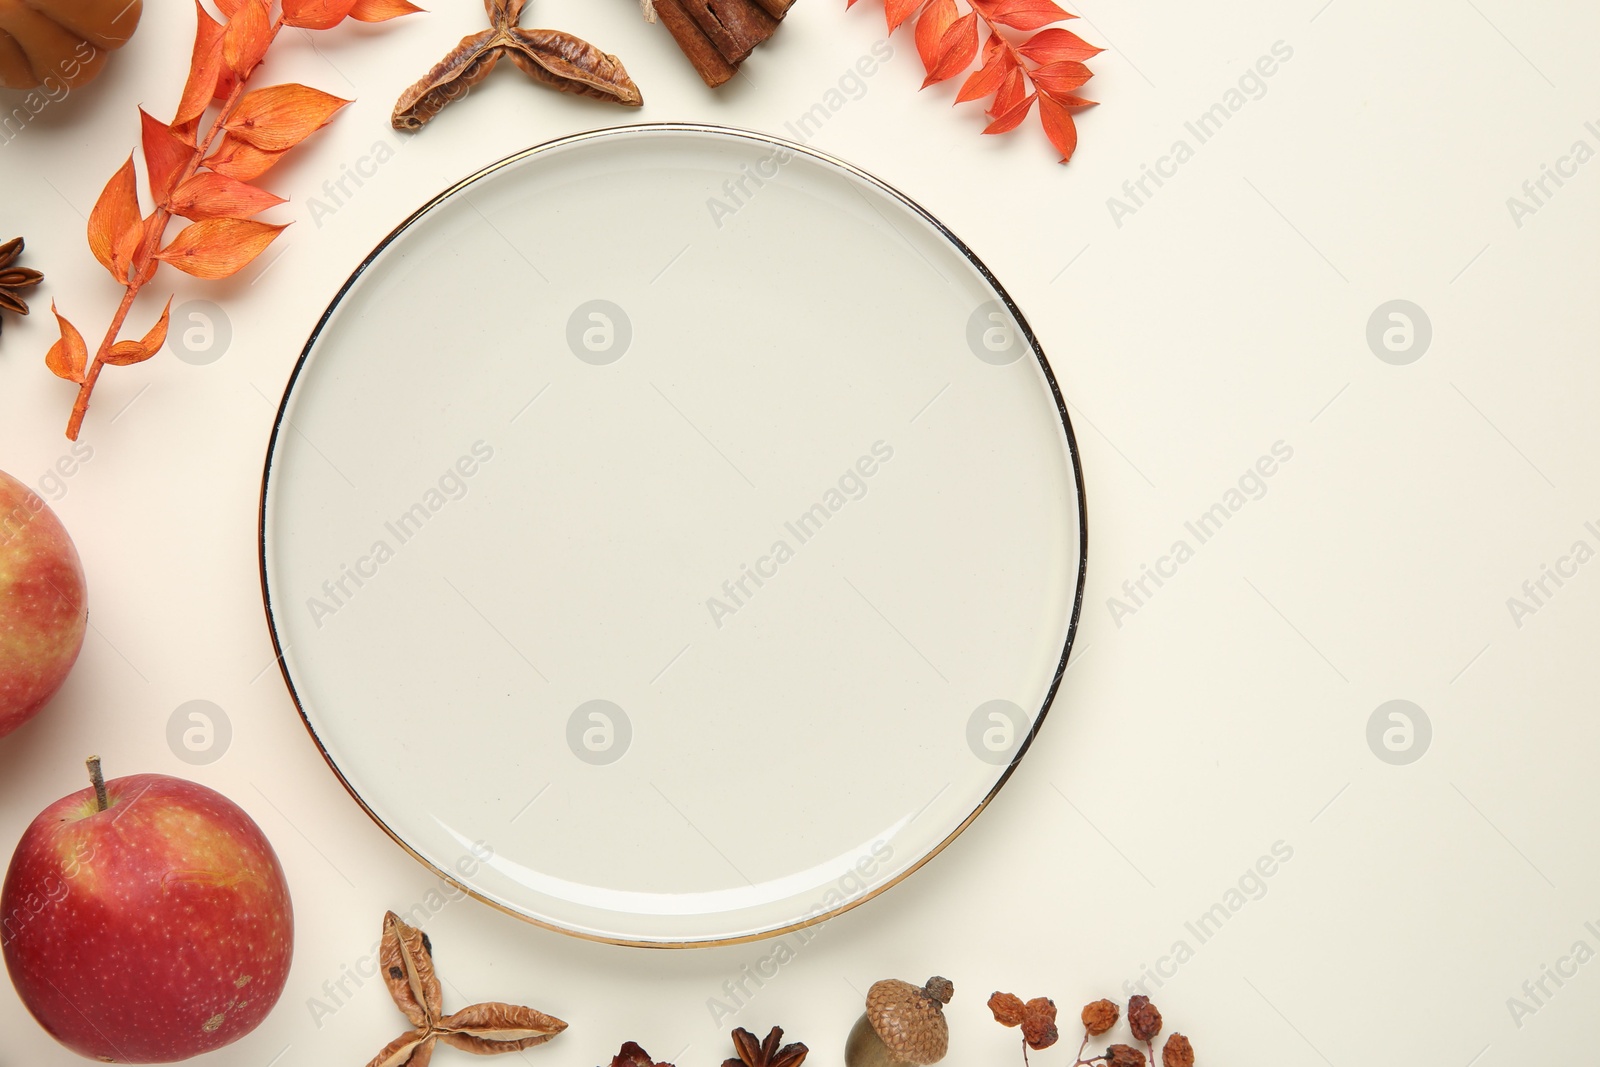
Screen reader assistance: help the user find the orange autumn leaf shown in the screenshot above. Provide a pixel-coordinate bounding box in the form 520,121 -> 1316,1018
45,304 -> 88,384
224,83 -> 350,152
109,215 -> 148,286
348,0 -> 423,20
215,0 -> 244,16
283,0 -> 357,29
141,108 -> 193,203
176,1 -> 226,125
87,156 -> 142,281
1017,26 -> 1101,63
104,298 -> 173,366
984,89 -> 1036,133
923,12 -> 979,87
915,0 -> 957,74
170,171 -> 286,220
1028,60 -> 1091,96
882,0 -> 922,33
223,0 -> 274,80
984,0 -> 1071,30
956,42 -> 1014,103
204,136 -> 289,181
157,218 -> 287,279
1036,91 -> 1078,161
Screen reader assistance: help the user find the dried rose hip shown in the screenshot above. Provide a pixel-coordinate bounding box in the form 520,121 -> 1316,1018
1127,996 -> 1163,1043
1081,999 -> 1120,1037
989,992 -> 1026,1027
1105,1044 -> 1146,1067
1161,1034 -> 1193,1067
1021,998 -> 1058,1051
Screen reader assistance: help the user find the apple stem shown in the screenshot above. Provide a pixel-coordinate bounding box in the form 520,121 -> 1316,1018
86,755 -> 108,813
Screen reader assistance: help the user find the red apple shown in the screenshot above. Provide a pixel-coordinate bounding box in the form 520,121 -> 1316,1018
0,468 -> 88,738
1,759 -> 294,1062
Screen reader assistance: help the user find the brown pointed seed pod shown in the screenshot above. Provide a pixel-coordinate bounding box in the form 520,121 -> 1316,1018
844,977 -> 955,1067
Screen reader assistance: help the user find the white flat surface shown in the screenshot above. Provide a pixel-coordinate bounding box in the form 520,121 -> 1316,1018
0,0 -> 1595,1062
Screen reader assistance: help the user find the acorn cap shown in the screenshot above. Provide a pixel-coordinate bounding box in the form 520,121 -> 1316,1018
864,977 -> 954,1066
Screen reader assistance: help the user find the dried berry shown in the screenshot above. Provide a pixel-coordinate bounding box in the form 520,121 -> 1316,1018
1127,996 -> 1162,1043
1160,1034 -> 1192,1067
1021,998 -> 1058,1051
989,992 -> 1026,1027
1105,1045 -> 1146,1067
1081,999 -> 1119,1037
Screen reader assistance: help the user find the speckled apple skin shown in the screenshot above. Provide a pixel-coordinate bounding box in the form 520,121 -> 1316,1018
0,774 -> 294,1062
0,470 -> 88,738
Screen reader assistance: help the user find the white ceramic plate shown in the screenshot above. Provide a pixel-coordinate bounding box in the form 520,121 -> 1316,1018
260,124 -> 1085,946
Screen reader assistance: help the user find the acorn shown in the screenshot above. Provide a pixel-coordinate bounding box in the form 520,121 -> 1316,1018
844,976 -> 954,1067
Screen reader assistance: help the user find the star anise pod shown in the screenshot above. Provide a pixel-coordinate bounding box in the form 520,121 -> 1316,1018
0,237 -> 43,338
367,911 -> 567,1067
724,1026 -> 809,1067
610,1042 -> 674,1067
393,0 -> 641,129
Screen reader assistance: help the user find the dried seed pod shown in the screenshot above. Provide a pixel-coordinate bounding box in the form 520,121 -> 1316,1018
845,977 -> 954,1067
1160,1034 -> 1193,1067
1081,999 -> 1120,1037
1127,996 -> 1162,1043
1105,1045 -> 1146,1067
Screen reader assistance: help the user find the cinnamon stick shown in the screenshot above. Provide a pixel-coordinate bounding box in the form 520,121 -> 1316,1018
750,0 -> 795,17
681,0 -> 778,66
653,0 -> 738,86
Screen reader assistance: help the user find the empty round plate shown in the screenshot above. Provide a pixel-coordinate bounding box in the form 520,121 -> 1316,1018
261,124 -> 1085,946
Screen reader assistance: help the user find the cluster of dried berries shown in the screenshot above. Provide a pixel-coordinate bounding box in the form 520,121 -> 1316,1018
991,993 -> 1192,1067
45,0 -> 418,441
847,0 -> 1100,163
0,238 -> 43,340
367,911 -> 567,1067
392,0 -> 642,130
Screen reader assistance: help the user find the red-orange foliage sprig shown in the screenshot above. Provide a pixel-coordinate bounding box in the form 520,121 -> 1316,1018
46,0 -> 421,441
847,0 -> 1101,163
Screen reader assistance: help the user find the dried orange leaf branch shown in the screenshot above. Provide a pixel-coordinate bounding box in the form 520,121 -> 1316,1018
47,0 -> 421,441
847,0 -> 1101,163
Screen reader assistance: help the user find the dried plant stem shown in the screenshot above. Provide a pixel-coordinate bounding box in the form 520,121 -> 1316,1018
65,24 -> 279,441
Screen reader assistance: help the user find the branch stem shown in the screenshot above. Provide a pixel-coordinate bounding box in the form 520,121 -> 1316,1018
64,15 -> 283,440
86,755 -> 108,812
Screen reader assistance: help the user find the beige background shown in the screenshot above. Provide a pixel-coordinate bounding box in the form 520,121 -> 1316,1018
1,0 -> 1596,1063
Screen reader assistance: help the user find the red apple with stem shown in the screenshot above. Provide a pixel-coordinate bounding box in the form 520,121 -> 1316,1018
1,757 -> 295,1062
0,468 -> 88,737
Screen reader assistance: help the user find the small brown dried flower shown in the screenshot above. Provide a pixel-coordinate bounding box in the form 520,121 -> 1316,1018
1127,996 -> 1163,1043
1081,999 -> 1119,1037
1104,1044 -> 1146,1067
1160,1034 -> 1193,1067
